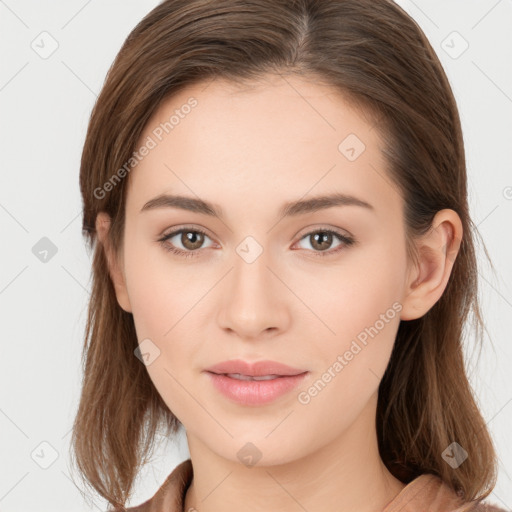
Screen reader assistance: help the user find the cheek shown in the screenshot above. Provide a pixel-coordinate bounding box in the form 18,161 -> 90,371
294,245 -> 405,346
122,241 -> 208,413
122,246 -> 198,420
294,243 -> 405,402
123,240 -> 205,338
295,286 -> 401,431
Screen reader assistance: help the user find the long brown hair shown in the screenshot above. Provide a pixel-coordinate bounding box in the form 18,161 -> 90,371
72,0 -> 498,508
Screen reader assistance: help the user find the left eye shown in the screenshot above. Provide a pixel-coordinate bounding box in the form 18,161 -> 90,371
158,227 -> 355,258
294,229 -> 354,255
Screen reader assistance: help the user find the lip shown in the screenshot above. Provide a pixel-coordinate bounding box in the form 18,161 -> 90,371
204,359 -> 307,377
203,359 -> 309,406
205,371 -> 309,406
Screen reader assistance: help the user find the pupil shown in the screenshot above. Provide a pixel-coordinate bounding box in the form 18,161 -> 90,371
183,231 -> 203,249
314,232 -> 331,250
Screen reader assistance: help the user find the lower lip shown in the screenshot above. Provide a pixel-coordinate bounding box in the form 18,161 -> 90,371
205,371 -> 309,406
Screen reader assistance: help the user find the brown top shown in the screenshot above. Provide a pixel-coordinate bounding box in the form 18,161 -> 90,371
121,459 -> 508,512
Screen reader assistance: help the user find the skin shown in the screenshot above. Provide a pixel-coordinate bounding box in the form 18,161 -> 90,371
96,74 -> 462,512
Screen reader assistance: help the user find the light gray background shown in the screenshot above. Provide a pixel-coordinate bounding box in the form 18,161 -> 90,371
1,1 -> 511,510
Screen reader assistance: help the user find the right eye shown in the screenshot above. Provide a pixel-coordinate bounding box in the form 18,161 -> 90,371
157,227 -> 215,258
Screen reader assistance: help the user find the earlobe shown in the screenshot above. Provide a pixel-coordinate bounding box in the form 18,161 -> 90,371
400,209 -> 462,321
95,212 -> 132,313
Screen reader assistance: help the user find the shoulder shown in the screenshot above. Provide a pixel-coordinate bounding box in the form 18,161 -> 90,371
464,501 -> 510,512
110,459 -> 194,512
383,472 -> 510,512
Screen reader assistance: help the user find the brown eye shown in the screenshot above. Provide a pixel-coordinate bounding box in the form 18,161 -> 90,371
180,230 -> 205,250
295,228 -> 355,257
309,231 -> 335,252
158,227 -> 214,258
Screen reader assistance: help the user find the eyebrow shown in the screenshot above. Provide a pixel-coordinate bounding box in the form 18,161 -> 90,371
140,192 -> 374,218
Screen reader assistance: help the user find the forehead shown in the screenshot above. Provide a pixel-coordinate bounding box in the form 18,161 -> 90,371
125,74 -> 399,220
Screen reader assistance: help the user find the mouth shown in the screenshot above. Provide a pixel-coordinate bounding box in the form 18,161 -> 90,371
205,370 -> 309,406
208,371 -> 307,381
204,359 -> 308,378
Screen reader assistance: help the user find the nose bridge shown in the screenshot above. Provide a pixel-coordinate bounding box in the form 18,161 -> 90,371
217,234 -> 289,338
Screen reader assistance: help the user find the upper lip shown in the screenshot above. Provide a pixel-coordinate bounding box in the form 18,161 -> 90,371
205,359 -> 308,377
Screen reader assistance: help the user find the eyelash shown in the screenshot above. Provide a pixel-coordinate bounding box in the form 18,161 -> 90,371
157,226 -> 355,259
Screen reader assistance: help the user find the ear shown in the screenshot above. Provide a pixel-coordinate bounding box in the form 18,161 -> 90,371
95,212 -> 132,313
400,209 -> 463,321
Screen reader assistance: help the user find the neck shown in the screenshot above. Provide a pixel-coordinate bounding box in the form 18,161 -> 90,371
183,393 -> 406,512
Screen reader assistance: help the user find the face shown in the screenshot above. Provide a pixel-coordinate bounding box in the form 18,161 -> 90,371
110,74 -> 412,465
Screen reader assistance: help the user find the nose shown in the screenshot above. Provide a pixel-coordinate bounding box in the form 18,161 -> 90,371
216,243 -> 291,340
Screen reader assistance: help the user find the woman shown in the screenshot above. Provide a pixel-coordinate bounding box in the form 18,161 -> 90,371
72,1 -> 508,510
